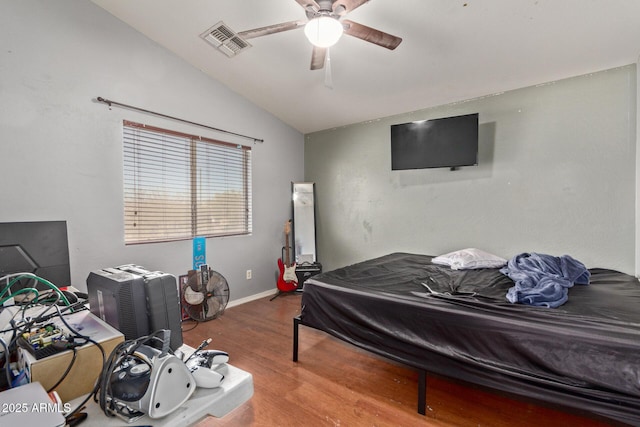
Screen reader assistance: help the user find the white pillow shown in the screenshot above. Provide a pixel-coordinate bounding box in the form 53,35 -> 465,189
432,248 -> 507,270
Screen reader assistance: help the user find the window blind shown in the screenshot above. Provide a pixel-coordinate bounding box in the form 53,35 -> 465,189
123,120 -> 252,244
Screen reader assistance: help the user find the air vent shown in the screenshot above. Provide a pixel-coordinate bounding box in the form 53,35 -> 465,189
200,21 -> 251,58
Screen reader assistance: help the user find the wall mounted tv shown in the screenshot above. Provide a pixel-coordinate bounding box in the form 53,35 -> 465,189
391,113 -> 479,170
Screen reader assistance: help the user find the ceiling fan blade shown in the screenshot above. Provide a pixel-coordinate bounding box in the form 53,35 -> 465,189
332,0 -> 369,16
238,20 -> 306,40
342,19 -> 402,50
294,0 -> 320,13
310,46 -> 327,70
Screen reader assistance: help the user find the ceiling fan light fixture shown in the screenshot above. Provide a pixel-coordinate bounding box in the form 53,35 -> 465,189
304,16 -> 343,48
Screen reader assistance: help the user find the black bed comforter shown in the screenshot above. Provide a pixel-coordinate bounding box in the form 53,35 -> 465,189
300,252 -> 640,425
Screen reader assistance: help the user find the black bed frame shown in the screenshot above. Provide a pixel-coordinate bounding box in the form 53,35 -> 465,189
293,315 -> 428,415
292,315 -> 632,425
291,253 -> 640,426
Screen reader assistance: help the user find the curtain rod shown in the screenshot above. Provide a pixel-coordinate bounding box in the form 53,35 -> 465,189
96,96 -> 264,144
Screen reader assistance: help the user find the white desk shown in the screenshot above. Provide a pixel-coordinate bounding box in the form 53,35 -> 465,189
72,363 -> 253,426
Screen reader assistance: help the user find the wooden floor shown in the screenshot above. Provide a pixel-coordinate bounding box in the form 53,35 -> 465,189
184,291 -> 618,427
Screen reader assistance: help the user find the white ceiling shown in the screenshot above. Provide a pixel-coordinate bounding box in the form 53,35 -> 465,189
91,0 -> 640,134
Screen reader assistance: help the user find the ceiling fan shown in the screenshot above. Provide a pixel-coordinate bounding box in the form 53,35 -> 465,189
236,0 -> 402,70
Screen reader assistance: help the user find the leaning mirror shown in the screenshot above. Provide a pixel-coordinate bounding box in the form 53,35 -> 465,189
291,182 -> 317,264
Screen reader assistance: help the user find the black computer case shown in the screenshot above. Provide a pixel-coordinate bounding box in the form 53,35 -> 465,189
87,265 -> 183,350
86,267 -> 149,341
295,262 -> 322,290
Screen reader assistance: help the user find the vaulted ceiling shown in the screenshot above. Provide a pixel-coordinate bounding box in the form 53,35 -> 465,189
91,0 -> 640,134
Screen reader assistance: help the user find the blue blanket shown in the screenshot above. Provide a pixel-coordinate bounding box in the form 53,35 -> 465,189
500,253 -> 590,308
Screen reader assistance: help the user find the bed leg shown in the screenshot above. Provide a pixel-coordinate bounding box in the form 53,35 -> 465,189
293,315 -> 300,362
418,369 -> 426,415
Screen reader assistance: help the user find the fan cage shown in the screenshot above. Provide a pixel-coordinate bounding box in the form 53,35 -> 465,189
181,269 -> 230,322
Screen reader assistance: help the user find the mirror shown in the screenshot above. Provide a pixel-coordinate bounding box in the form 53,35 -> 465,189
292,182 -> 317,264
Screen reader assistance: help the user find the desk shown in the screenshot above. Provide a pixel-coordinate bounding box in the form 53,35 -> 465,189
72,364 -> 253,426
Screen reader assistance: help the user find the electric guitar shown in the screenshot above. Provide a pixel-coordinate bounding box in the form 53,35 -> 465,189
277,220 -> 298,292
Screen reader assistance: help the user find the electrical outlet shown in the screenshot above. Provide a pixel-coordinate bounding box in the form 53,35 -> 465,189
246,269 -> 252,280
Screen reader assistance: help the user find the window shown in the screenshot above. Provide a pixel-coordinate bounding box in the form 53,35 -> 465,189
123,120 -> 252,244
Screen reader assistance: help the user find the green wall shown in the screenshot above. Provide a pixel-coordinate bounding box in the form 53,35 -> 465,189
305,65 -> 637,273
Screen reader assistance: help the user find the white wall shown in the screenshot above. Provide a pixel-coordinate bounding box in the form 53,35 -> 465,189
0,0 -> 304,300
306,65 -> 637,275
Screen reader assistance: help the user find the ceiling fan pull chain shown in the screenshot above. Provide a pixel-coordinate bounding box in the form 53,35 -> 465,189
324,48 -> 334,89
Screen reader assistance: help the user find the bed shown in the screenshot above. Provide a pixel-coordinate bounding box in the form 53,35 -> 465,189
292,252 -> 640,426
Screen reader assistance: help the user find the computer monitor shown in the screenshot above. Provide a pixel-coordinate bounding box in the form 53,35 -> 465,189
0,221 -> 71,290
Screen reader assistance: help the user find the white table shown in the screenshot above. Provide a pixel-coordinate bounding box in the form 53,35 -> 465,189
71,363 -> 253,426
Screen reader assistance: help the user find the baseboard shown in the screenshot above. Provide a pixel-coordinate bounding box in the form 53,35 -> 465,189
226,288 -> 278,309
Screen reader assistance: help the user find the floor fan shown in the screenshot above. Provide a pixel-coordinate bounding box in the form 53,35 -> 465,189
181,267 -> 230,321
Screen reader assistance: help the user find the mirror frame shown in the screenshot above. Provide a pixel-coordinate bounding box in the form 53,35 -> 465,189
291,182 -> 317,264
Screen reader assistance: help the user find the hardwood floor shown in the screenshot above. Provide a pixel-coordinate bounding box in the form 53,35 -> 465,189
184,292 -> 618,427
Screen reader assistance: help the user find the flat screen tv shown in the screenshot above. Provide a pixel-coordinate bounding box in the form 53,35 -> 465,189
391,113 -> 479,170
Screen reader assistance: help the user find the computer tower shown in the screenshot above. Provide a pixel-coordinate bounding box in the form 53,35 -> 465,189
87,265 -> 183,350
86,267 -> 149,342
118,265 -> 183,350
